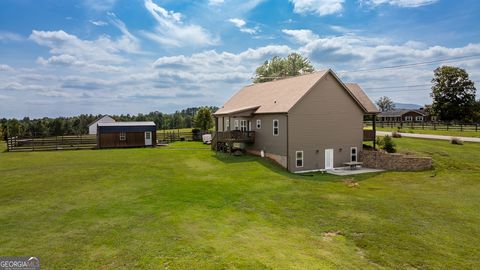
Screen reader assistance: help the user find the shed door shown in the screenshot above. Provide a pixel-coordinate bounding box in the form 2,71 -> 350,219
325,149 -> 334,170
145,131 -> 152,146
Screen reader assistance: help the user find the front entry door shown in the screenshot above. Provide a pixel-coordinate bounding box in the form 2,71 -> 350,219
145,131 -> 152,146
325,149 -> 334,170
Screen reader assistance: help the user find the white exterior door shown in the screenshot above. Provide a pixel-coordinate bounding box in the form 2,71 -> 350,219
325,149 -> 334,170
145,131 -> 152,146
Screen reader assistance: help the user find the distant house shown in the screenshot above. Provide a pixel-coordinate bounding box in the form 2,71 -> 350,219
96,122 -> 156,149
88,116 -> 115,135
212,69 -> 379,173
378,109 -> 432,122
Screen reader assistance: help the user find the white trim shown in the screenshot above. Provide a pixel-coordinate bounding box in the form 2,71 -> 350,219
256,119 -> 261,129
273,119 -> 279,136
295,151 -> 304,168
350,147 -> 357,162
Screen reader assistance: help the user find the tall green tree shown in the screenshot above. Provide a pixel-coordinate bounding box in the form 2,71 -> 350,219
431,66 -> 476,121
376,96 -> 396,112
194,107 -> 213,131
254,53 -> 314,83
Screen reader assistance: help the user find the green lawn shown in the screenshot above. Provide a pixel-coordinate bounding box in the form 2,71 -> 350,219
0,140 -> 479,269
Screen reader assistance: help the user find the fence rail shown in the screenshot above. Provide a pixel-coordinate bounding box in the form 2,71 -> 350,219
7,135 -> 97,152
365,121 -> 480,132
157,130 -> 210,143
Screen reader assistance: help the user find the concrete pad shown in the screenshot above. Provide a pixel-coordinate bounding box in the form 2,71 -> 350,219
326,167 -> 384,176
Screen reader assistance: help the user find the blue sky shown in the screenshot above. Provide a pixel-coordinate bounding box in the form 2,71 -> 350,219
0,0 -> 479,118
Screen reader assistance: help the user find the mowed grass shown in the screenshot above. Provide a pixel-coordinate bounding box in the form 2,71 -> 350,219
0,140 -> 479,269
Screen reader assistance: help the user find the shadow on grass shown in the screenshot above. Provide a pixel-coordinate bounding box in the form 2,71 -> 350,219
213,151 -> 349,183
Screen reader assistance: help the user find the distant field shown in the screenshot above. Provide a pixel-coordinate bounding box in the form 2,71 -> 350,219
375,127 -> 480,138
0,139 -> 479,269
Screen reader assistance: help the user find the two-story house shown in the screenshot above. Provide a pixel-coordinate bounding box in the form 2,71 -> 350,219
213,69 -> 379,173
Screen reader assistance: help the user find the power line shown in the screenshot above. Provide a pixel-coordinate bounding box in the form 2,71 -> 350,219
339,54 -> 480,74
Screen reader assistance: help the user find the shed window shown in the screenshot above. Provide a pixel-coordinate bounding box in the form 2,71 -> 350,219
350,147 -> 357,162
273,119 -> 279,136
256,119 -> 261,129
296,151 -> 304,168
405,116 -> 413,122
120,132 -> 126,141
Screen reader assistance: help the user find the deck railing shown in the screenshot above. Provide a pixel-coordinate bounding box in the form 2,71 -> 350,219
214,131 -> 255,143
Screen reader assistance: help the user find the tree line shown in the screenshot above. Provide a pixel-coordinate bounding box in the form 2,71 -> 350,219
0,106 -> 217,140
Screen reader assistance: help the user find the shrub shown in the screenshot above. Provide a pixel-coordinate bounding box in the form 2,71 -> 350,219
382,135 -> 397,153
451,137 -> 463,145
392,131 -> 402,138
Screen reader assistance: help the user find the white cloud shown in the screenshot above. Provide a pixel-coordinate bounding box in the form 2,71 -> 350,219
90,20 -> 108,26
0,31 -> 23,42
208,0 -> 225,5
282,29 -> 319,44
228,18 -> 258,34
142,0 -> 218,47
360,0 -> 438,7
289,0 -> 344,16
0,64 -> 13,72
84,0 -> 117,11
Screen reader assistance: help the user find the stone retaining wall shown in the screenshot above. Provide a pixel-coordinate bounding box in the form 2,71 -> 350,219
360,150 -> 432,171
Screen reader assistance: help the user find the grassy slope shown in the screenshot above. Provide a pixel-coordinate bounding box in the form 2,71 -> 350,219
0,140 -> 479,269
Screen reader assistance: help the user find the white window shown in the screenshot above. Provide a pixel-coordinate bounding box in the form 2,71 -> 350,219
120,132 -> 126,141
273,119 -> 279,136
256,119 -> 261,129
415,116 -> 424,122
240,120 -> 247,132
234,120 -> 239,130
225,119 -> 230,131
296,151 -> 304,168
405,116 -> 413,121
350,147 -> 357,162
145,132 -> 151,139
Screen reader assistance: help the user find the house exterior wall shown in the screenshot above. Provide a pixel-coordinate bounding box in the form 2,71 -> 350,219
88,116 -> 115,135
247,114 -> 288,165
287,72 -> 365,172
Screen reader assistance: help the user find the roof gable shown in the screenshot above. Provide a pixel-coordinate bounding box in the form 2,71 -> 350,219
214,69 -> 379,116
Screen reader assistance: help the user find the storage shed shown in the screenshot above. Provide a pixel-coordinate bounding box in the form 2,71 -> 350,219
88,115 -> 116,135
97,122 -> 156,149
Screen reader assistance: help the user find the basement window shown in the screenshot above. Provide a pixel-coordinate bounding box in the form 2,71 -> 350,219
296,151 -> 304,168
120,132 -> 126,141
273,119 -> 279,136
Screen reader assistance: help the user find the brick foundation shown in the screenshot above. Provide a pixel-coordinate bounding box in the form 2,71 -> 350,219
360,150 -> 432,171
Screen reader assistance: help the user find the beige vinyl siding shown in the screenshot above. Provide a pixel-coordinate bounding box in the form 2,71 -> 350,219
287,72 -> 364,172
248,114 -> 287,157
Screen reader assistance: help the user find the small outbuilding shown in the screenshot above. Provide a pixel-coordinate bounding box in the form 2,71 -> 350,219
97,121 -> 156,149
88,115 -> 116,135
